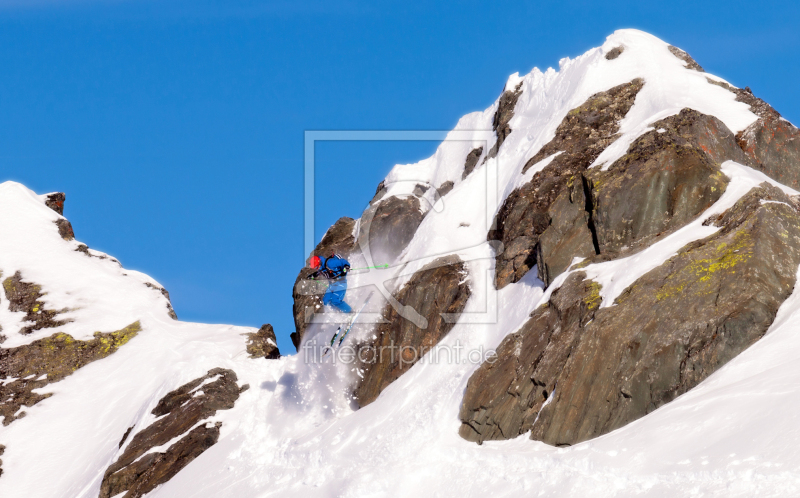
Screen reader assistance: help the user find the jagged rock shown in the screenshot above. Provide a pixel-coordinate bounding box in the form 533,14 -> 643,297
144,282 -> 178,320
437,181 -> 455,197
2,271 -> 71,335
459,272 -> 600,443
490,79 -> 644,289
412,183 -> 430,197
291,217 -> 357,350
44,192 -> 65,215
100,368 -> 248,498
461,183 -> 800,446
0,444 -> 4,478
668,45 -> 704,72
245,324 -> 280,359
586,109 -> 732,255
357,195 -> 425,265
734,89 -> 800,189
0,321 -> 140,425
605,46 -> 624,60
462,146 -> 484,179
370,180 -> 387,205
534,177 -> 597,286
54,219 -> 74,241
355,256 -> 471,407
485,83 -> 523,161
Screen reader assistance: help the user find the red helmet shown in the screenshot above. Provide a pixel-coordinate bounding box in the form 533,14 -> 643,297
309,255 -> 321,269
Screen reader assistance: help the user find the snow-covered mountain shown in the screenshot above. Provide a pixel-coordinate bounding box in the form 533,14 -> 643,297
3,29 -> 800,497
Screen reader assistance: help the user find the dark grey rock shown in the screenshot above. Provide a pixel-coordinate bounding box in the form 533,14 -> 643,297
245,324 -> 280,359
437,181 -> 455,197
370,180 -> 387,205
54,219 -> 74,241
461,183 -> 800,446
144,282 -> 178,320
605,46 -> 624,60
355,256 -> 471,407
44,192 -> 65,215
412,183 -> 430,197
668,45 -> 704,72
462,146 -> 484,179
0,321 -> 140,426
490,79 -> 644,289
2,271 -> 72,335
586,109 -> 733,255
100,368 -> 248,498
485,83 -> 523,161
357,196 -> 425,265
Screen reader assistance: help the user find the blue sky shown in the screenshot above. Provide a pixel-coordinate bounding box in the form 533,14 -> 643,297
2,0 -> 798,353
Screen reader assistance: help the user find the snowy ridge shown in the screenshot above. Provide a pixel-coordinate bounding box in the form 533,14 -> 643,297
2,29 -> 800,497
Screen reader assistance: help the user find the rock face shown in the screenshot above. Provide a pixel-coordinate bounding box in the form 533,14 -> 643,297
0,321 -> 141,425
100,368 -> 248,498
245,324 -> 280,359
605,46 -> 624,60
291,216 -> 357,350
486,83 -> 523,160
461,183 -> 800,445
668,45 -> 704,72
490,79 -> 645,288
585,109 -> 733,256
2,271 -> 71,336
44,192 -> 65,215
734,88 -> 800,189
357,195 -> 425,265
354,256 -> 471,407
462,146 -> 484,179
54,219 -> 74,241
459,272 -> 599,443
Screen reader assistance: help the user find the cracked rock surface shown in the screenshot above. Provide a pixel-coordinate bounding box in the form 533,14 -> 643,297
461,183 -> 800,445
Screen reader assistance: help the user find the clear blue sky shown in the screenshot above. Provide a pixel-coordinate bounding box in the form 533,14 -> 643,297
2,0 -> 798,353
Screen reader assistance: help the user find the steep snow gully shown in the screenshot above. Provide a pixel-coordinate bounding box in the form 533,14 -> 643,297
2,29 -> 800,497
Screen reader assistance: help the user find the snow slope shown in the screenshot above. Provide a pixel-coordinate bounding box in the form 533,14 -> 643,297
2,29 -> 800,497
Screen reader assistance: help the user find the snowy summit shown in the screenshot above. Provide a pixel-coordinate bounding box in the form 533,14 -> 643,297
2,29 -> 800,497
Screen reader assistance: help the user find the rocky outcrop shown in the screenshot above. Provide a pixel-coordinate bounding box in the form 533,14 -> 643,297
734,88 -> 800,189
490,79 -> 644,288
2,271 -> 71,336
585,109 -> 732,255
100,368 -> 248,498
459,272 -> 600,443
245,324 -> 280,359
462,146 -> 484,179
461,183 -> 800,445
291,217 -> 357,350
144,282 -> 178,320
354,256 -> 471,407
605,46 -> 624,60
44,192 -> 65,215
0,321 -> 140,425
485,83 -> 523,160
54,219 -> 74,241
438,181 -> 455,197
357,195 -> 425,265
668,45 -> 704,72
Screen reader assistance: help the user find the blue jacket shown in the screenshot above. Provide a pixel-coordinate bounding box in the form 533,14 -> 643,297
317,255 -> 350,280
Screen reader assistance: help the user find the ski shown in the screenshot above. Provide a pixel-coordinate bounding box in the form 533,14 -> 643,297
338,291 -> 375,346
321,291 -> 375,360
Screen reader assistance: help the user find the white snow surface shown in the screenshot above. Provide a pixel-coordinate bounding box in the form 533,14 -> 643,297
2,29 -> 800,497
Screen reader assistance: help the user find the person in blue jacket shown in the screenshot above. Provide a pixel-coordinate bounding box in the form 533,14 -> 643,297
306,253 -> 352,313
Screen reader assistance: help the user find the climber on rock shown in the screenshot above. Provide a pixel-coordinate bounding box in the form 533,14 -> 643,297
306,253 -> 352,313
